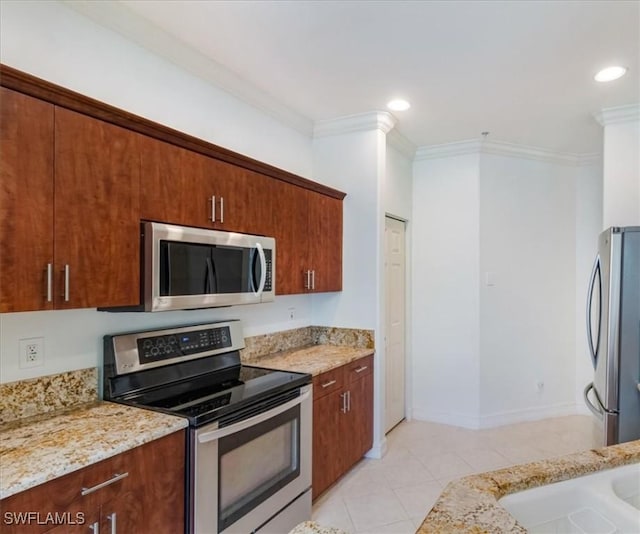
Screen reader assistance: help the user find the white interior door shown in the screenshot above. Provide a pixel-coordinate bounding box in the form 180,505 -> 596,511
385,216 -> 406,433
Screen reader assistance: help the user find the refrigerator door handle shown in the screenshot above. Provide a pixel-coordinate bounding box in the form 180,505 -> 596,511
584,382 -> 604,420
586,255 -> 601,369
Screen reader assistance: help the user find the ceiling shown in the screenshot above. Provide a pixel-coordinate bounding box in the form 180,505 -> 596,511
72,0 -> 639,154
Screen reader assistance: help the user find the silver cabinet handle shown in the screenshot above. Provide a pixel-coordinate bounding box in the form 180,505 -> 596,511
210,195 -> 216,222
81,472 -> 129,496
107,512 -> 116,534
340,392 -> 347,413
304,270 -> 310,290
46,263 -> 52,302
89,522 -> 100,533
63,265 -> 70,302
321,379 -> 336,388
311,270 -> 315,290
355,365 -> 368,373
220,196 -> 224,223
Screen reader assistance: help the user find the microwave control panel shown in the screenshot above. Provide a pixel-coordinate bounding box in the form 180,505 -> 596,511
137,326 -> 231,363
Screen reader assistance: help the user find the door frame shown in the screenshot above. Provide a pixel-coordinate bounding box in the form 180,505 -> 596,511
384,213 -> 411,431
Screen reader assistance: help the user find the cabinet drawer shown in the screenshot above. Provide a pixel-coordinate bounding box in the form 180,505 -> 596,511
346,355 -> 373,383
312,367 -> 345,400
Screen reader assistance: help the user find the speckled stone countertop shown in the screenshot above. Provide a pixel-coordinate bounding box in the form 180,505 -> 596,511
246,344 -> 374,376
288,521 -> 348,534
0,401 -> 188,499
417,439 -> 640,533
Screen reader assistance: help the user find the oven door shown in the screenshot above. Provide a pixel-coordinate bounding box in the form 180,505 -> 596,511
144,221 -> 275,311
191,385 -> 312,534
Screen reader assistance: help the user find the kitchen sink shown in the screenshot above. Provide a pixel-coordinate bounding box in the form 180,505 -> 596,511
499,463 -> 640,533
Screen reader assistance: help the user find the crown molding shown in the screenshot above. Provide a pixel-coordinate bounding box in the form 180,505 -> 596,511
313,111 -> 396,138
593,104 -> 640,126
386,128 -> 417,159
415,139 -> 481,160
63,0 -> 314,137
415,139 -> 601,166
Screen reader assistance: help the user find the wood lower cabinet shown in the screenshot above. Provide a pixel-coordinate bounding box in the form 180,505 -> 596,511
312,355 -> 374,499
274,185 -> 343,295
0,431 -> 185,534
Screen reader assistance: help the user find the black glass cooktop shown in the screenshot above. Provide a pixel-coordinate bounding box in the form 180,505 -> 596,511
119,364 -> 310,427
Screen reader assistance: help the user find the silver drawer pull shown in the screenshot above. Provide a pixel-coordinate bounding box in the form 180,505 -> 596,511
89,521 -> 99,533
355,366 -> 368,373
321,379 -> 337,388
107,512 -> 116,534
81,472 -> 129,496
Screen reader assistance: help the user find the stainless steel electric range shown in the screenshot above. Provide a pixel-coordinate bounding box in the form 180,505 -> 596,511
102,320 -> 312,534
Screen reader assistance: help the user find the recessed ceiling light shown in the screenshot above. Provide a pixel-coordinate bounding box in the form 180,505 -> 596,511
594,66 -> 628,82
387,99 -> 411,111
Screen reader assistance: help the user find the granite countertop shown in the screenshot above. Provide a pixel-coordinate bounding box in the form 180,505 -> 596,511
417,439 -> 640,533
246,344 -> 374,376
0,401 -> 188,499
288,521 -> 348,534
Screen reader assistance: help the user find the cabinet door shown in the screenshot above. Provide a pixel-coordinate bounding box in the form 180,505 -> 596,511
272,183 -> 309,295
0,88 -> 54,312
312,391 -> 344,500
307,192 -> 342,292
207,164 -> 275,235
343,371 -> 374,470
140,139 -> 214,228
100,492 -> 144,534
54,108 -> 142,309
42,511 -> 100,533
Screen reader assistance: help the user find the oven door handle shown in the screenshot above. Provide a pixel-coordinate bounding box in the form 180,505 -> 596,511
197,386 -> 311,444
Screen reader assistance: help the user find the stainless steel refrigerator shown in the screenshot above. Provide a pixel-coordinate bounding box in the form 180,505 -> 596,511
584,226 -> 640,446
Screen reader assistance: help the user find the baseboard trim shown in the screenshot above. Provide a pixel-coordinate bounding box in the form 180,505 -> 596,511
412,403 -> 581,429
412,408 -> 481,429
365,437 -> 388,459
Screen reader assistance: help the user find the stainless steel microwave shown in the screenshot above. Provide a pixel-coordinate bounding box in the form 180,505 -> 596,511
142,222 -> 275,311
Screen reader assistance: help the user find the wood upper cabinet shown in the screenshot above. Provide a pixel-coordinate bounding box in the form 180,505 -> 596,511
54,108 -> 142,309
0,431 -> 185,534
140,138 -> 274,235
0,88 -> 54,312
0,94 -> 142,311
311,355 -> 374,500
273,185 -> 343,295
307,191 -> 343,293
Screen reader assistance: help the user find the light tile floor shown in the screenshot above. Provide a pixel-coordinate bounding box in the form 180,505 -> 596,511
312,415 -> 599,534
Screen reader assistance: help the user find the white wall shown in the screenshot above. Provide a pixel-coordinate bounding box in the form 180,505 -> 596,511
575,164 -> 603,412
602,119 -> 640,228
312,123 -> 387,456
478,154 -> 578,425
0,0 -> 315,383
411,154 -> 481,427
385,140 -> 414,417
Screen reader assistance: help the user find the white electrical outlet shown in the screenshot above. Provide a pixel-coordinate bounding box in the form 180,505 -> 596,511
288,307 -> 296,320
536,380 -> 545,392
19,337 -> 45,369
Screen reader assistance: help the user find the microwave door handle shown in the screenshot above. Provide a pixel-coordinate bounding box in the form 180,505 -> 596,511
205,257 -> 215,294
586,255 -> 601,369
254,243 -> 267,297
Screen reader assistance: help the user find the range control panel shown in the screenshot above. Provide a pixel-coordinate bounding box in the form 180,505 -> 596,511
137,326 -> 232,363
